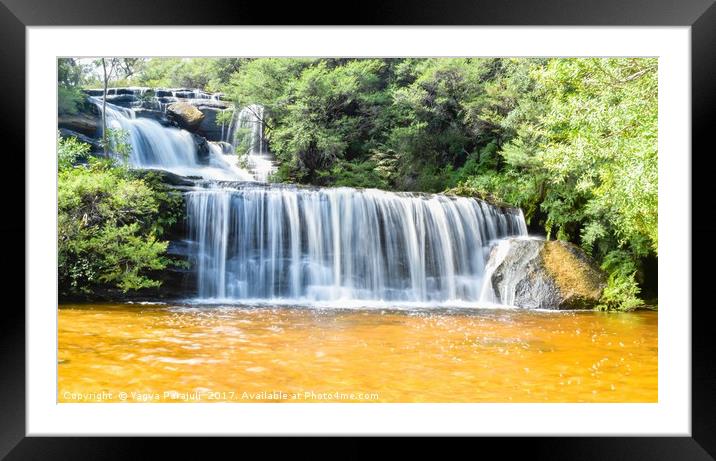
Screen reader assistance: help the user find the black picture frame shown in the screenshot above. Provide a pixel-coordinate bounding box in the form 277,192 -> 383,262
3,0 -> 714,457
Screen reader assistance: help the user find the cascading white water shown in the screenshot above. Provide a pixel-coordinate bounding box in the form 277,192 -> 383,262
478,237 -> 543,306
92,97 -> 197,168
90,96 -> 254,181
186,183 -> 528,304
233,104 -> 265,154
90,89 -> 273,182
224,104 -> 276,182
204,143 -> 256,181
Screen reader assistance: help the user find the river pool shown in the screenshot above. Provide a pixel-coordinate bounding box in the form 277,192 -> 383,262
58,304 -> 657,403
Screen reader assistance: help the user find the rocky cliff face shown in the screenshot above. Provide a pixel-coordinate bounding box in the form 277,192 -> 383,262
483,238 -> 606,309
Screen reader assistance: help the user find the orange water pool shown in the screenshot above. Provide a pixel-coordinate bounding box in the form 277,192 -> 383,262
58,304 -> 657,403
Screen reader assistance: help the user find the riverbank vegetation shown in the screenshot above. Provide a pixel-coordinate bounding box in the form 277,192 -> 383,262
57,135 -> 183,297
58,57 -> 657,309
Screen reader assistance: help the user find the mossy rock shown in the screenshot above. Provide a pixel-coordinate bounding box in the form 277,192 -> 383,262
540,240 -> 606,309
166,102 -> 205,131
486,238 -> 606,310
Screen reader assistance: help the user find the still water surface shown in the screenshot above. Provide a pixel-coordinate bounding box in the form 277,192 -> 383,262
58,304 -> 657,402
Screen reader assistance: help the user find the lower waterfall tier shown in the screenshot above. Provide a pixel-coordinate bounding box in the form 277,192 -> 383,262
186,183 -> 528,302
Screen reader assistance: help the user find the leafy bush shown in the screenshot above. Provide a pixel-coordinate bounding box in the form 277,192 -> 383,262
319,160 -> 389,189
57,133 -> 91,169
597,250 -> 643,311
58,87 -> 86,115
58,148 -> 183,295
58,58 -> 87,114
103,128 -> 133,162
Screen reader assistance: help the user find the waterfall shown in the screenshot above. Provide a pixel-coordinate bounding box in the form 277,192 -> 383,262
88,88 -> 273,182
89,96 -> 254,181
186,183 -> 528,304
92,97 -> 197,168
234,104 -> 265,154
478,238 -> 520,305
225,104 -> 277,182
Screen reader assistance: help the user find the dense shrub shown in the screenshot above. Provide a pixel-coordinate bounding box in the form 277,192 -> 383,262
57,136 -> 183,295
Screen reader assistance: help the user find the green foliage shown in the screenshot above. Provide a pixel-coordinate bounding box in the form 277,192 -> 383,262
227,59 -> 389,182
58,58 -> 88,114
102,128 -> 132,162
535,58 -> 658,257
597,250 -> 643,311
233,127 -> 255,157
130,58 -> 245,91
215,108 -> 235,126
58,87 -> 86,115
58,157 -> 182,295
444,58 -> 657,309
128,170 -> 185,236
57,132 -> 91,170
319,160 -> 390,189
70,223 -> 168,292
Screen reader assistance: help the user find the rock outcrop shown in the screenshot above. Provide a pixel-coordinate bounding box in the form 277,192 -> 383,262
58,103 -> 100,137
483,238 -> 606,309
130,168 -> 196,187
166,102 -> 205,131
58,128 -> 103,153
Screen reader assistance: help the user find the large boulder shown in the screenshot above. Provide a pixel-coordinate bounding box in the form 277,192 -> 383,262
484,238 -> 606,309
166,102 -> 205,131
58,98 -> 102,137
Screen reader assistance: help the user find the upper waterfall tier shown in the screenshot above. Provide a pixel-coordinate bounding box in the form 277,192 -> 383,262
89,96 -> 255,181
85,87 -> 275,182
186,182 -> 528,304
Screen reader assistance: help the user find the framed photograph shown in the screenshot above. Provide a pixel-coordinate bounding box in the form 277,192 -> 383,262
5,0 -> 714,456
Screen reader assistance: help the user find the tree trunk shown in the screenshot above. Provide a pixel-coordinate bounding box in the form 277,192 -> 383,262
101,58 -> 109,158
